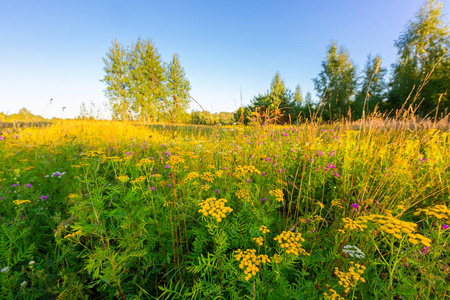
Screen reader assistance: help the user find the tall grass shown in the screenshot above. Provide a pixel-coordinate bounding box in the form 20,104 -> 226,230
0,116 -> 448,299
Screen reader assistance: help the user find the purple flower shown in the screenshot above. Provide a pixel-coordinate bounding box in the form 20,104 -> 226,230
260,198 -> 266,202
247,179 -> 251,183
351,203 -> 359,212
25,184 -> 32,188
421,247 -> 430,254
215,189 -> 220,194
305,218 -> 310,223
317,150 -> 324,156
265,157 -> 271,162
442,224 -> 449,230
0,136 -> 4,140
334,172 -> 339,178
150,187 -> 156,191
261,172 -> 266,176
11,183 -> 20,188
125,152 -> 131,155
51,171 -> 66,178
40,195 -> 48,200
164,165 -> 170,169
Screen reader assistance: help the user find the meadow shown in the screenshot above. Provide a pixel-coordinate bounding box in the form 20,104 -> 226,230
0,118 -> 449,299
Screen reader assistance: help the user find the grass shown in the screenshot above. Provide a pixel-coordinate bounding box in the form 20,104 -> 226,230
0,117 -> 449,299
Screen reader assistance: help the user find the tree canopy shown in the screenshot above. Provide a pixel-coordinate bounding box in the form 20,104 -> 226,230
102,38 -> 191,122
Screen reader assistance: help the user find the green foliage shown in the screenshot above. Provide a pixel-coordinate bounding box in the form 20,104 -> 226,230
353,55 -> 387,119
102,38 -> 192,123
313,41 -> 357,121
387,0 -> 450,117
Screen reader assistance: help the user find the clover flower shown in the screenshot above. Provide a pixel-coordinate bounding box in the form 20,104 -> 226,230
40,195 -> 48,200
25,183 -> 32,188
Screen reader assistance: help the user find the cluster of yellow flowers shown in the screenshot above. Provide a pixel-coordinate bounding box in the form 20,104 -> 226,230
201,172 -> 215,183
234,165 -> 261,178
339,217 -> 368,233
334,261 -> 366,293
234,249 -> 270,281
130,176 -> 146,184
331,199 -> 344,209
80,150 -> 104,158
64,230 -> 82,239
116,175 -> 129,183
236,189 -> 250,201
323,287 -> 345,300
167,155 -> 185,166
201,184 -> 210,192
253,237 -> 263,246
215,170 -> 224,178
13,199 -> 31,205
269,189 -> 284,202
163,201 -> 173,207
414,204 -> 449,220
259,225 -> 270,234
187,172 -> 199,180
274,231 -> 309,256
198,198 -> 233,222
136,158 -> 154,167
364,214 -> 431,246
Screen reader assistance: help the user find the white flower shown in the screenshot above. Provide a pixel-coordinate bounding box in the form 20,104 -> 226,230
29,261 -> 35,265
1,267 -> 9,272
20,281 -> 27,287
342,245 -> 365,259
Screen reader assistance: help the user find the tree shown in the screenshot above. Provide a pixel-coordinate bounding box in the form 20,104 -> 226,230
102,40 -> 131,120
166,54 -> 192,122
102,38 -> 191,122
247,72 -> 295,124
387,0 -> 450,117
353,55 -> 387,118
294,84 -> 303,105
128,38 -> 167,122
313,42 -> 357,120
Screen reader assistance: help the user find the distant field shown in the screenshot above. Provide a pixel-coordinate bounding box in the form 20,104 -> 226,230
0,119 -> 449,299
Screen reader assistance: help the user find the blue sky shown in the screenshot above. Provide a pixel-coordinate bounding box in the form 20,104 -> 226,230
1,0 -> 449,119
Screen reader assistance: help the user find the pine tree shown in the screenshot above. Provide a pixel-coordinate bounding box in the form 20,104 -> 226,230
387,0 -> 449,117
313,42 -> 357,120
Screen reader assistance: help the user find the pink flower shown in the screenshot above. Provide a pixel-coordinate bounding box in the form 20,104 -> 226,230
442,224 -> 449,230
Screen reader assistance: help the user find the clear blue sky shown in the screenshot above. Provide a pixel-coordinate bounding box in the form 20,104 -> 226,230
1,0 -> 449,119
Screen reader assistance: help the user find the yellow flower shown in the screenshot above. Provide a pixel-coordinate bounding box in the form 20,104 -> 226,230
198,198 -> 233,222
116,175 -> 129,183
13,200 -> 31,205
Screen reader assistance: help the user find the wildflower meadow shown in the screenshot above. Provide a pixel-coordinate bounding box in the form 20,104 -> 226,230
0,118 -> 449,299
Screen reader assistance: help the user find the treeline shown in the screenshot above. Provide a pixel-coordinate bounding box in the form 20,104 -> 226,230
241,0 -> 449,123
0,108 -> 46,123
98,0 -> 448,125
